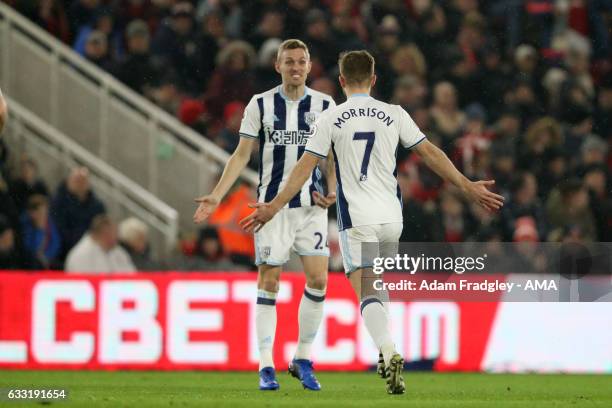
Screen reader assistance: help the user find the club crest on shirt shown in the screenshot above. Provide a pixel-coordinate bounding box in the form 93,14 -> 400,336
305,112 -> 317,126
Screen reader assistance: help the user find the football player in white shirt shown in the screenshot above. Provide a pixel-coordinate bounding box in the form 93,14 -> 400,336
241,50 -> 504,394
193,40 -> 336,391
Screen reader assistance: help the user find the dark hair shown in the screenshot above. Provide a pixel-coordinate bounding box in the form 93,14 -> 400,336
339,50 -> 375,86
196,226 -> 223,260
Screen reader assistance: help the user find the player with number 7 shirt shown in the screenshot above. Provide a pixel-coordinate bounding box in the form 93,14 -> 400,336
241,50 -> 505,395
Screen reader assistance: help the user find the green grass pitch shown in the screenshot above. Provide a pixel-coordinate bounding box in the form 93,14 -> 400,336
1,371 -> 611,407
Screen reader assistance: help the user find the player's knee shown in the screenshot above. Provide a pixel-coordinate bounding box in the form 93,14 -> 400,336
307,275 -> 327,290
260,276 -> 280,292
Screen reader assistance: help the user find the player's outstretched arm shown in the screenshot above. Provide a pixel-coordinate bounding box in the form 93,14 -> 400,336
240,152 -> 320,232
193,137 -> 255,223
312,151 -> 337,208
413,139 -> 504,211
0,88 -> 7,134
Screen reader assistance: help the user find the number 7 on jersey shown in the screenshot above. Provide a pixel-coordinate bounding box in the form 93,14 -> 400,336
353,132 -> 375,182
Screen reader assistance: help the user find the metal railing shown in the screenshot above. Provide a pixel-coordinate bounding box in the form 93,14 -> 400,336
5,97 -> 179,261
0,3 -> 257,232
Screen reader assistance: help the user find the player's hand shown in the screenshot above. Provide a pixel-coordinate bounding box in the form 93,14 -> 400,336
193,195 -> 219,224
461,180 -> 505,211
312,191 -> 336,209
239,202 -> 279,233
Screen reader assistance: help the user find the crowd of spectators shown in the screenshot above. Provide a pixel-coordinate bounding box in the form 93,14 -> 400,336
1,0 -> 611,271
0,155 -> 242,271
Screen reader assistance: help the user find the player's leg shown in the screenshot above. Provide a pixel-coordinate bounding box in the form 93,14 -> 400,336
289,206 -> 329,390
296,255 -> 327,361
342,225 -> 405,394
349,267 -> 404,394
255,263 -> 282,390
254,210 -> 293,390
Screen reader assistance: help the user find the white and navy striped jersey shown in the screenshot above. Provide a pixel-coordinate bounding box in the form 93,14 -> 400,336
240,86 -> 336,207
305,94 -> 426,230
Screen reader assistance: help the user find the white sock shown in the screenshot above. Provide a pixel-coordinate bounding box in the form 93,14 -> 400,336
361,296 -> 396,366
294,286 -> 326,360
256,289 -> 277,370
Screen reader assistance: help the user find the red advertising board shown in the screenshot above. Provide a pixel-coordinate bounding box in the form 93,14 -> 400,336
0,272 -> 610,372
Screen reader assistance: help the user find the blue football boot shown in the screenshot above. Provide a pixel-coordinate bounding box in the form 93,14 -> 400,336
288,359 -> 321,391
259,367 -> 280,391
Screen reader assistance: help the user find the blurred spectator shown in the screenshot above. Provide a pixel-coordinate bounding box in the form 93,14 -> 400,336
67,0 -> 101,36
390,75 -> 427,112
198,11 -> 226,88
149,73 -> 181,114
581,164 -> 612,241
501,172 -> 547,241
397,170 -> 434,241
562,106 -> 594,167
413,0 -> 448,68
593,77 -> 611,139
20,195 -> 61,270
83,30 -> 113,71
303,9 -> 338,70
17,0 -> 70,44
205,40 -> 256,123
0,175 -> 19,232
51,167 -> 105,257
0,215 -> 28,269
434,189 -> 468,242
66,214 -> 135,273
179,226 -> 244,271
208,183 -> 255,267
178,98 -> 208,134
9,156 -> 49,212
151,1 -> 205,93
390,44 -> 427,81
248,9 -> 284,50
74,7 -> 122,59
452,103 -> 492,179
216,101 -> 245,153
546,178 -> 597,242
490,107 -> 521,157
579,135 -> 608,167
371,15 -> 401,66
538,148 -> 568,200
331,11 -> 365,53
475,42 -> 513,119
517,117 -> 563,178
112,19 -> 160,94
254,38 -> 282,93
118,217 -> 158,270
430,81 -> 465,146
284,0 -> 310,38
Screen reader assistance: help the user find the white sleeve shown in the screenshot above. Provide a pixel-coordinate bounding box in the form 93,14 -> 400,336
305,114 -> 332,159
397,106 -> 426,149
239,96 -> 261,139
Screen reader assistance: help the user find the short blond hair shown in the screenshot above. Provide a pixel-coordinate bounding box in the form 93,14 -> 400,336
119,217 -> 149,244
277,39 -> 310,61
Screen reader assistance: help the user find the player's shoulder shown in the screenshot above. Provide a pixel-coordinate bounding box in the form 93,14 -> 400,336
250,86 -> 279,101
317,101 -> 344,123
